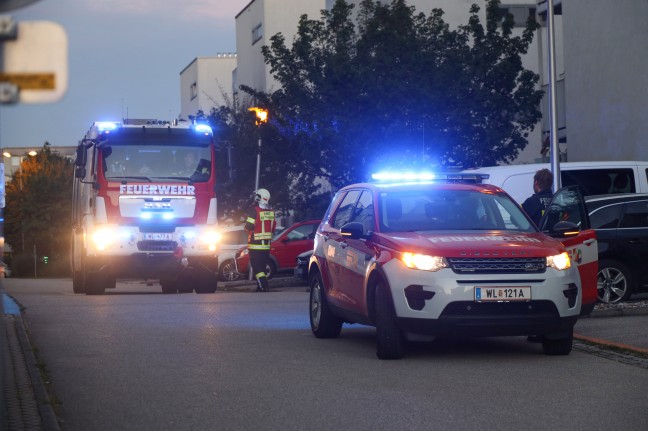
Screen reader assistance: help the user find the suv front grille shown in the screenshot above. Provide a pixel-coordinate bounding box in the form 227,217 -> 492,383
447,257 -> 546,274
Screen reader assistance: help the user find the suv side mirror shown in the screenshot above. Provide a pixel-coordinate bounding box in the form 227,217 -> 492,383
549,220 -> 580,238
340,222 -> 365,239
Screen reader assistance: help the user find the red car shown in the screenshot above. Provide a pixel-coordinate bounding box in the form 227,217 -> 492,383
235,219 -> 320,278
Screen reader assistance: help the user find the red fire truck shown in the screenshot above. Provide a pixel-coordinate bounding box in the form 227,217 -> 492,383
71,119 -> 222,294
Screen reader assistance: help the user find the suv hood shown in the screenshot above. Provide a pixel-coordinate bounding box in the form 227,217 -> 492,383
373,231 -> 565,258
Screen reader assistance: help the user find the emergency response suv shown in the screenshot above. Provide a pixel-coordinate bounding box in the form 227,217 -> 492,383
308,174 -> 598,359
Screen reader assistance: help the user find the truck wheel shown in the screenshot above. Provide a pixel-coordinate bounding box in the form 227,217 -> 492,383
160,279 -> 178,294
309,272 -> 342,338
542,330 -> 573,355
86,275 -> 110,295
195,272 -> 218,294
375,282 -> 404,360
73,270 -> 87,294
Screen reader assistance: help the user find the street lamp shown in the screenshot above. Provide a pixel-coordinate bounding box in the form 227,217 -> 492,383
248,107 -> 268,191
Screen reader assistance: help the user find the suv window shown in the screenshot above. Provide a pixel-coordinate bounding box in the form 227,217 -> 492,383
589,204 -> 622,229
349,191 -> 374,233
620,201 -> 648,228
331,190 -> 361,229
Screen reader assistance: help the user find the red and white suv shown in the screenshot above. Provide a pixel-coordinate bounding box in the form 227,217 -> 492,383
308,175 -> 598,359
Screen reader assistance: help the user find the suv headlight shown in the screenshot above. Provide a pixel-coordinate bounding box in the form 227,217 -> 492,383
546,252 -> 571,271
401,253 -> 447,272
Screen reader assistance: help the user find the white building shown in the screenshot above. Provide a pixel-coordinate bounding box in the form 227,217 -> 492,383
552,0 -> 648,162
234,0 -> 327,103
179,55 -> 238,121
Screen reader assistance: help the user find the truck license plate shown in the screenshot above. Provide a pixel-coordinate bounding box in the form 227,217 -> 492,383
475,286 -> 531,302
144,233 -> 172,241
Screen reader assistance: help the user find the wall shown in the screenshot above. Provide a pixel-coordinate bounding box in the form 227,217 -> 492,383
562,0 -> 648,161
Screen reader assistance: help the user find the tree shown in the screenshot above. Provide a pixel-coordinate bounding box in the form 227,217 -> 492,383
252,0 -> 543,192
4,143 -> 74,276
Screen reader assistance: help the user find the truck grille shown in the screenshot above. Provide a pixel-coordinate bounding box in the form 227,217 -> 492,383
137,241 -> 178,252
447,257 -> 546,274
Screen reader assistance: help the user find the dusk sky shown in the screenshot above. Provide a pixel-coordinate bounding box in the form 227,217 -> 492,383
0,0 -> 251,150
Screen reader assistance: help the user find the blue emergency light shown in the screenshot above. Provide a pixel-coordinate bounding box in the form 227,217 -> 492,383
95,122 -> 120,132
193,124 -> 213,135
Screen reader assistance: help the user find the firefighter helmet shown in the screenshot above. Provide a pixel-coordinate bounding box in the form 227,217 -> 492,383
255,188 -> 271,208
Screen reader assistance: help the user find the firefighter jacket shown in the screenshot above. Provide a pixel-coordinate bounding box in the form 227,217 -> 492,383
245,205 -> 277,250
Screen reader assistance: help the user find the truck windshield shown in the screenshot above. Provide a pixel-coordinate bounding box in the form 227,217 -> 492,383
102,144 -> 212,183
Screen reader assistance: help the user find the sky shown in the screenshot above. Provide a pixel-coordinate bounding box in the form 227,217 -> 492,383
0,0 -> 251,150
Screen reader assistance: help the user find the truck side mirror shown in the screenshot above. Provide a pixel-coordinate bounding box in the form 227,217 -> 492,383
74,144 -> 87,179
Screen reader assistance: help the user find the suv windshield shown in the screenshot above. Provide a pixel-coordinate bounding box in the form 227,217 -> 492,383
378,189 -> 534,232
101,144 -> 212,183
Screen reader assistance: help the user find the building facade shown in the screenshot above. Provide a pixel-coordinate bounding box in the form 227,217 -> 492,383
234,0 -> 327,104
558,0 -> 648,162
179,55 -> 238,121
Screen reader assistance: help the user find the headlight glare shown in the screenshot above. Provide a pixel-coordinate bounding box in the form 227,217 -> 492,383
401,252 -> 447,272
92,228 -> 115,251
547,252 -> 571,271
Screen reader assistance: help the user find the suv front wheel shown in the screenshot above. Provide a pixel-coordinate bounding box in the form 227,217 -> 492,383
375,282 -> 404,360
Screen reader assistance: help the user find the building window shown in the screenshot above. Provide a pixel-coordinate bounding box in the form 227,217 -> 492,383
499,6 -> 536,27
252,23 -> 263,45
190,82 -> 197,100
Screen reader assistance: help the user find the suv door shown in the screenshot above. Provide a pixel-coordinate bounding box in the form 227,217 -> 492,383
540,186 -> 598,315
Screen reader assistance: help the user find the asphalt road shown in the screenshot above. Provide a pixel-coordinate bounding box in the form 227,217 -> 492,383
4,278 -> 648,431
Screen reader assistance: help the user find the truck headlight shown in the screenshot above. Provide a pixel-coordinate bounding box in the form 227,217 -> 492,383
547,252 -> 571,271
401,253 -> 447,272
92,227 -> 115,251
201,230 -> 222,251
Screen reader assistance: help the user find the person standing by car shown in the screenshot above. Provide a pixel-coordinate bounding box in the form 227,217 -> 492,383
522,168 -> 554,226
245,189 -> 276,292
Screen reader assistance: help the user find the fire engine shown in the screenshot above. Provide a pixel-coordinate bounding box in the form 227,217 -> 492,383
71,119 -> 222,294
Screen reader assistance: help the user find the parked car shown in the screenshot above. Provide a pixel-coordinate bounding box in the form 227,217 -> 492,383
217,225 -> 249,281
236,219 -> 320,279
294,250 -> 313,282
585,193 -> 648,303
1,262 -> 11,278
308,175 -> 597,359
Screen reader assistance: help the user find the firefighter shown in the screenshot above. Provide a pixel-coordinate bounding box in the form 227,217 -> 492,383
244,188 -> 276,292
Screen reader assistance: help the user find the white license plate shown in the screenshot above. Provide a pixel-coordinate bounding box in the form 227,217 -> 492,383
144,233 -> 173,241
475,286 -> 531,302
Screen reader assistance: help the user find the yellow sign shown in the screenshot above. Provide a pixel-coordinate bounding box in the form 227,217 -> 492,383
0,73 -> 55,90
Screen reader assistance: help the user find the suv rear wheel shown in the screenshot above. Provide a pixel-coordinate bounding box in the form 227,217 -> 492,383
309,273 -> 342,338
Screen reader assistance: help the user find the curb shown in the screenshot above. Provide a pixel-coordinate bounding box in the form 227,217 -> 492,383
4,312 -> 60,431
588,306 -> 648,318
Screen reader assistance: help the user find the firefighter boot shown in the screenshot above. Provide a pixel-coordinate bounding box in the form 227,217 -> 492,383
258,275 -> 270,292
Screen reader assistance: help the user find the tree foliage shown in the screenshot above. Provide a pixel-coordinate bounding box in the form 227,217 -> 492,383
4,143 -> 73,275
252,0 -> 543,193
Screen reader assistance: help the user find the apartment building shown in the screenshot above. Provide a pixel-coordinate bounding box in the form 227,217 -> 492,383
234,0 -> 327,103
178,54 -> 238,121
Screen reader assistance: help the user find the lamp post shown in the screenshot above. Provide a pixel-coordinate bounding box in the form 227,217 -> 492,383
248,107 -> 268,191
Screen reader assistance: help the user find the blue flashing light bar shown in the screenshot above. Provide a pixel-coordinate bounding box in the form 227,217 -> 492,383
96,122 -> 120,132
372,172 -> 436,182
371,171 -> 489,183
193,124 -> 213,135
